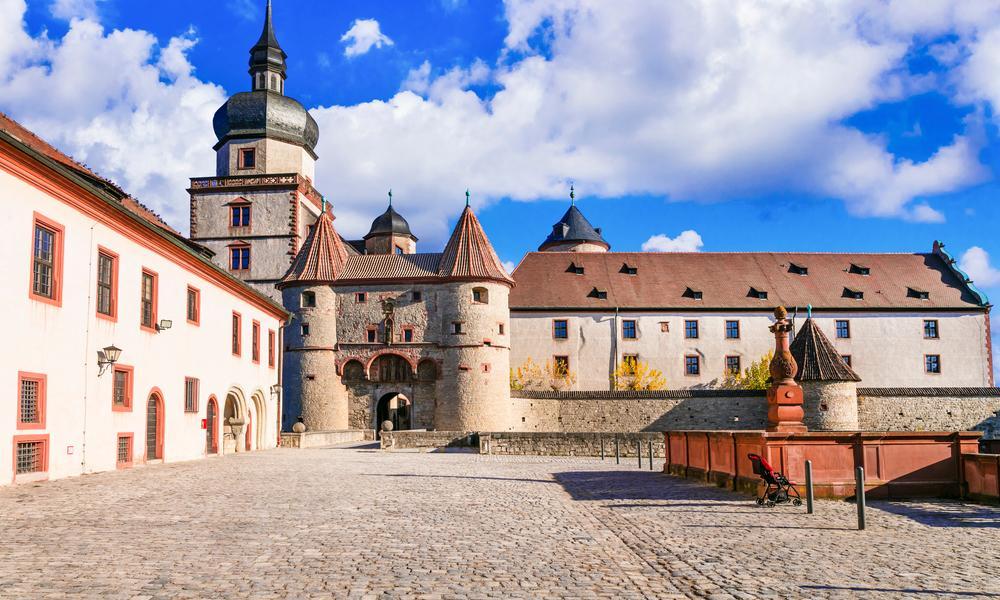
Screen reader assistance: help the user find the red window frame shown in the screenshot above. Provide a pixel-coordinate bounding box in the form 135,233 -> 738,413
140,268 -> 159,332
29,212 -> 65,307
229,203 -> 252,228
111,364 -> 134,412
116,433 -> 134,469
252,320 -> 261,364
95,246 -> 119,321
16,371 -> 46,430
12,433 -> 49,483
186,285 -> 201,325
685,355 -> 701,376
268,329 -> 276,368
238,148 -> 256,170
366,327 -> 377,343
184,377 -> 199,413
403,327 -> 414,343
229,244 -> 251,272
232,312 -> 242,356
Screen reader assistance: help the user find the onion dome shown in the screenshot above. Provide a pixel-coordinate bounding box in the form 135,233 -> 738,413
364,204 -> 417,241
439,199 -> 514,285
539,188 -> 609,251
789,318 -> 862,382
278,210 -> 349,287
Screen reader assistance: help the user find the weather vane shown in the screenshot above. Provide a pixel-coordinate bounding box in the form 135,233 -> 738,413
465,189 -> 470,207
388,189 -> 392,206
570,184 -> 575,206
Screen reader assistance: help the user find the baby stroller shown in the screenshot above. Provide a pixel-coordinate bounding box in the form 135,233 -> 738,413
748,453 -> 802,507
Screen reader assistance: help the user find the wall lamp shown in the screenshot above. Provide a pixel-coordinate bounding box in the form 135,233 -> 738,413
97,345 -> 122,376
156,319 -> 173,332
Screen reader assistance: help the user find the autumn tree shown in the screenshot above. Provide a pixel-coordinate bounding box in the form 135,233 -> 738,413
720,350 -> 773,390
511,357 -> 578,391
611,359 -> 667,391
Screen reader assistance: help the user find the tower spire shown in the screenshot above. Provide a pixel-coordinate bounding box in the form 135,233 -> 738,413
388,189 -> 393,206
249,0 -> 288,93
570,184 -> 575,206
465,189 -> 470,207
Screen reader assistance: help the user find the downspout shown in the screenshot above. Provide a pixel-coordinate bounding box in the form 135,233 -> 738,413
276,321 -> 285,443
612,306 -> 619,386
81,224 -> 97,473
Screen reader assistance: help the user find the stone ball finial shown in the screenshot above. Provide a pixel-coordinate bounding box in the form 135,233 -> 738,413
292,415 -> 306,433
381,420 -> 394,432
774,306 -> 788,320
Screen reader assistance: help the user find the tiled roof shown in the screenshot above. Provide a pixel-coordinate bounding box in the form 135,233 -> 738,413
540,205 -> 609,250
790,318 -> 862,382
510,251 -> 987,310
279,212 -> 349,286
438,206 -> 514,284
0,112 -> 178,234
339,253 -> 443,281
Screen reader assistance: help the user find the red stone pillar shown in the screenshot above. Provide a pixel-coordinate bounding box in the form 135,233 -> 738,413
766,306 -> 807,432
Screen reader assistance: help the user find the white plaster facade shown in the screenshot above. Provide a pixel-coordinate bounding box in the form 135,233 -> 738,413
509,310 -> 992,390
0,130 -> 287,486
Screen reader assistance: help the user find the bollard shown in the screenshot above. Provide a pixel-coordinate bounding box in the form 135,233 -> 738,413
648,441 -> 654,471
637,441 -> 642,469
855,466 -> 866,531
615,437 -> 620,465
804,460 -> 814,514
600,436 -> 605,461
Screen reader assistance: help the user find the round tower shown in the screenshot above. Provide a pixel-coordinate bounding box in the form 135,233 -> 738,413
789,316 -> 862,431
364,193 -> 418,254
278,209 -> 351,431
434,200 -> 515,431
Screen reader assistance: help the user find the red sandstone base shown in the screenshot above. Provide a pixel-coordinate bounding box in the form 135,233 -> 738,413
663,430 -> 983,500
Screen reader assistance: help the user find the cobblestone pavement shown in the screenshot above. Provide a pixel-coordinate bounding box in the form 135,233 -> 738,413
1,445 -> 998,599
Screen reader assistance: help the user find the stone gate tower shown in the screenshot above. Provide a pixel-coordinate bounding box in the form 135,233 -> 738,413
189,0 -> 325,300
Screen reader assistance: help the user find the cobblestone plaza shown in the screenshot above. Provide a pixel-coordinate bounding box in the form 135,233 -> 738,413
1,445 -> 997,599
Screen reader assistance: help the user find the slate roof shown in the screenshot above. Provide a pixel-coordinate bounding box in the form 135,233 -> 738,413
509,251 -> 989,310
278,212 -> 349,286
540,205 -> 609,251
790,318 -> 862,382
439,206 -> 514,284
365,205 -> 416,240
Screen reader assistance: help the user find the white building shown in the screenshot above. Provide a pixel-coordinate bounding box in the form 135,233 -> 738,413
1,114 -> 288,486
510,205 -> 994,390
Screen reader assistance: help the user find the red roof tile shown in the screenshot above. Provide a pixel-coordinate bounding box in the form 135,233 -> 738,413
510,251 -> 985,310
0,112 -> 178,234
338,253 -> 442,281
279,212 -> 349,286
438,206 -> 513,285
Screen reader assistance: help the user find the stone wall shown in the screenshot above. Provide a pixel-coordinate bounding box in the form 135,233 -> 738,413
481,432 -> 664,458
858,388 -> 1000,439
510,390 -> 767,432
381,430 -> 478,450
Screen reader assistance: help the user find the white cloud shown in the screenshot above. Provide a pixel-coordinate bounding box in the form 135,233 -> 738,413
50,0 -> 100,20
227,0 -> 259,20
340,18 -> 394,58
641,231 -> 704,253
502,260 -> 517,274
959,247 -> 1000,288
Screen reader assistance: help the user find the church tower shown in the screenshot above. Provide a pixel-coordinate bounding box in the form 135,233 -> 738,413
188,0 -> 326,300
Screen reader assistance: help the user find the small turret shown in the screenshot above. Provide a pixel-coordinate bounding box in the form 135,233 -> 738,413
364,191 -> 418,254
790,314 -> 862,431
538,187 -> 609,252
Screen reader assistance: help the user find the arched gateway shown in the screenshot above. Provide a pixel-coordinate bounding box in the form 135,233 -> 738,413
376,393 -> 411,436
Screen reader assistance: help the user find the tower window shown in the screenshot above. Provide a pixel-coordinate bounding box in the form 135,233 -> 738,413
356,292 -> 367,303
842,355 -> 852,367
451,322 -> 463,334
403,328 -> 414,343
301,291 -> 316,308
394,246 -> 404,255
366,328 -> 377,343
229,246 -> 251,271
238,148 -> 256,170
412,291 -> 422,302
472,287 -> 488,304
230,205 -> 251,227
301,323 -> 310,337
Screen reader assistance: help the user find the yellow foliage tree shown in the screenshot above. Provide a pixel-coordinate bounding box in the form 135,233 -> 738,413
510,357 -> 578,391
720,351 -> 773,390
611,360 -> 667,391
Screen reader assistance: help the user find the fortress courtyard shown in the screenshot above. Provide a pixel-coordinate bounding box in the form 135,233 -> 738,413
0,444 -> 997,599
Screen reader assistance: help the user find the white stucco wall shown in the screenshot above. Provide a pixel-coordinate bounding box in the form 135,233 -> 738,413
0,164 -> 284,486
510,310 -> 991,390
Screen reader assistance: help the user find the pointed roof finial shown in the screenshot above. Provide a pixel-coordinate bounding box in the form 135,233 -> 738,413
806,304 -> 812,318
465,189 -> 470,207
570,184 -> 575,206
388,189 -> 393,206
320,195 -> 327,213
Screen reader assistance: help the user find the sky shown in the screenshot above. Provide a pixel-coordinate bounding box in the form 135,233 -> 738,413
2,0 -> 999,378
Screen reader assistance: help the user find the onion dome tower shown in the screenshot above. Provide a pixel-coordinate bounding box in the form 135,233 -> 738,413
364,191 -> 418,254
789,313 -> 862,431
277,204 -> 351,431
538,187 -> 610,252
436,192 -> 516,431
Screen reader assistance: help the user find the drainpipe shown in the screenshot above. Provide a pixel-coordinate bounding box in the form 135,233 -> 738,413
276,321 -> 286,442
612,306 -> 620,385
81,224 -> 96,473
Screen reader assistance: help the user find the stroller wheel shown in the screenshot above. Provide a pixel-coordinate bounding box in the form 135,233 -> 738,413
755,498 -> 764,505
792,498 -> 803,507
765,501 -> 775,508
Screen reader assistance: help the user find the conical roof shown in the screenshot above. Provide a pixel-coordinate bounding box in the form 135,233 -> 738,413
438,206 -> 514,285
790,318 -> 862,382
540,204 -> 609,251
364,205 -> 416,240
279,211 -> 349,287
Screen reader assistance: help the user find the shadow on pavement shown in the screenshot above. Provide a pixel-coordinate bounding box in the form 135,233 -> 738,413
801,585 -> 1000,597
870,501 -> 1000,529
554,470 -> 748,502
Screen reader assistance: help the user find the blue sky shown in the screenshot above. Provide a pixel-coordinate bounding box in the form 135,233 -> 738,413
3,1 -> 1000,352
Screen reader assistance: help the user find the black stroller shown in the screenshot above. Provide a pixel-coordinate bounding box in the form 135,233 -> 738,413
748,453 -> 802,507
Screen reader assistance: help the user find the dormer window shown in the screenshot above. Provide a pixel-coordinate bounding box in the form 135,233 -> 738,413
843,287 -> 864,300
682,287 -> 703,300
567,262 -> 585,275
238,148 -> 256,170
788,263 -> 808,276
620,263 -> 638,275
748,287 -> 768,300
849,263 -> 870,276
907,287 -> 930,300
588,287 -> 608,300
